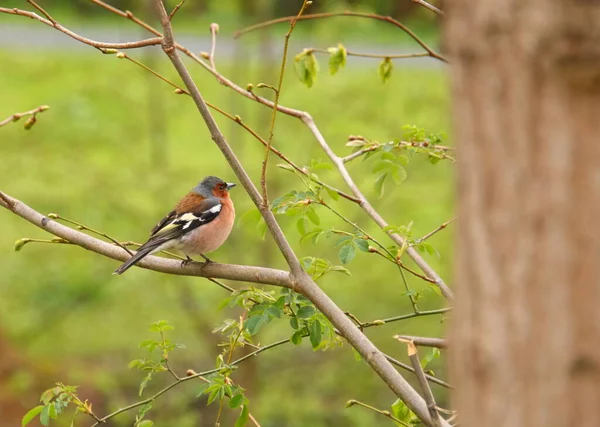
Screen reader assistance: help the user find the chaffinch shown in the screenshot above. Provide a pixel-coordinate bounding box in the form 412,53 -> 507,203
114,176 -> 236,275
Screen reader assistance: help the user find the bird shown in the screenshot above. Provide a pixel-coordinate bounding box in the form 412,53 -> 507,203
113,176 -> 236,275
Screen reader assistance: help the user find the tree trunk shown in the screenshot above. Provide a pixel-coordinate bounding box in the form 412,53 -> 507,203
446,1 -> 600,426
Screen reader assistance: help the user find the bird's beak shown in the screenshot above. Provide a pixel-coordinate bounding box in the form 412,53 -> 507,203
226,183 -> 237,190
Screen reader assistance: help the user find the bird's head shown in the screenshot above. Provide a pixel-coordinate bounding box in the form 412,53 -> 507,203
194,176 -> 236,199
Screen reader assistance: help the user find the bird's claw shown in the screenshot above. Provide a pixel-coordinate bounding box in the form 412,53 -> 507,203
180,255 -> 194,268
201,254 -> 213,264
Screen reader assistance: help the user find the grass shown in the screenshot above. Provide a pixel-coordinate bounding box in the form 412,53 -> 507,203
0,44 -> 452,427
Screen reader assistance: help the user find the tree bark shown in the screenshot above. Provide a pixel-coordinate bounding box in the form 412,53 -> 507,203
446,1 -> 600,426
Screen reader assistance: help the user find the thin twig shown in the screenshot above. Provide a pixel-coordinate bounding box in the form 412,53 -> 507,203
260,0 -> 311,205
168,0 -> 186,21
234,11 -> 447,63
49,213 -> 134,256
346,399 -> 411,427
0,105 -> 49,127
384,354 -> 451,389
414,218 -> 456,245
26,0 -> 57,26
310,47 -> 430,60
0,7 -> 163,49
411,0 -> 444,16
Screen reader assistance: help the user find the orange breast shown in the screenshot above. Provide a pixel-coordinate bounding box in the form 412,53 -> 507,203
179,198 -> 235,255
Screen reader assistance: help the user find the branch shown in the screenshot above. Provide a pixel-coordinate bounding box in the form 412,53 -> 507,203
234,11 -> 447,63
0,7 -> 162,49
414,218 -> 455,245
0,191 -> 292,288
394,335 -> 448,349
399,339 -> 441,427
0,104 -> 49,128
310,48 -> 430,60
411,0 -> 444,16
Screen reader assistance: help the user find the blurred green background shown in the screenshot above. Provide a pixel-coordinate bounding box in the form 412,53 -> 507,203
0,1 -> 451,426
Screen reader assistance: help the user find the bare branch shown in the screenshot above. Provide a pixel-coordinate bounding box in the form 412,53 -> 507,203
394,335 -> 448,349
398,339 -> 441,427
26,0 -> 57,26
0,191 -> 292,288
234,11 -> 447,63
168,0 -> 186,21
411,0 -> 444,16
414,218 -> 456,245
0,7 -> 162,49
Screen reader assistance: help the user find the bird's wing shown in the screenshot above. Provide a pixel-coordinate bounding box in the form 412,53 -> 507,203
139,198 -> 223,251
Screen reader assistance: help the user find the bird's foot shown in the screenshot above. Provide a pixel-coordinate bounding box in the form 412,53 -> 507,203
201,254 -> 213,264
180,255 -> 194,268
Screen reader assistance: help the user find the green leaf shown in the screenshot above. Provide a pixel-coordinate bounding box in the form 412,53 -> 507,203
377,57 -> 393,83
421,348 -> 440,369
372,159 -> 394,173
244,313 -> 269,335
137,421 -> 154,427
289,316 -> 299,330
48,403 -> 58,419
355,238 -> 369,252
235,405 -> 249,427
391,399 -> 417,424
139,372 -> 153,396
306,207 -> 320,225
296,217 -> 308,236
338,244 -> 356,264
296,306 -> 316,319
196,381 -> 211,397
328,43 -> 347,75
391,165 -> 407,185
331,265 -> 351,275
294,50 -> 319,88
325,187 -> 340,201
334,236 -> 353,248
22,405 -> 44,427
291,330 -> 304,345
266,306 -> 282,319
139,340 -> 160,352
309,320 -> 322,349
39,406 -> 50,427
374,173 -> 388,198
128,359 -> 145,369
229,393 -> 245,409
207,387 -> 221,405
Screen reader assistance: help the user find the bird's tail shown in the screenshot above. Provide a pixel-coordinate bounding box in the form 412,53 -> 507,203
113,246 -> 155,275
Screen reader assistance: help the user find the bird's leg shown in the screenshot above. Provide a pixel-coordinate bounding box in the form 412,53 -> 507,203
200,254 -> 213,263
181,255 -> 194,268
